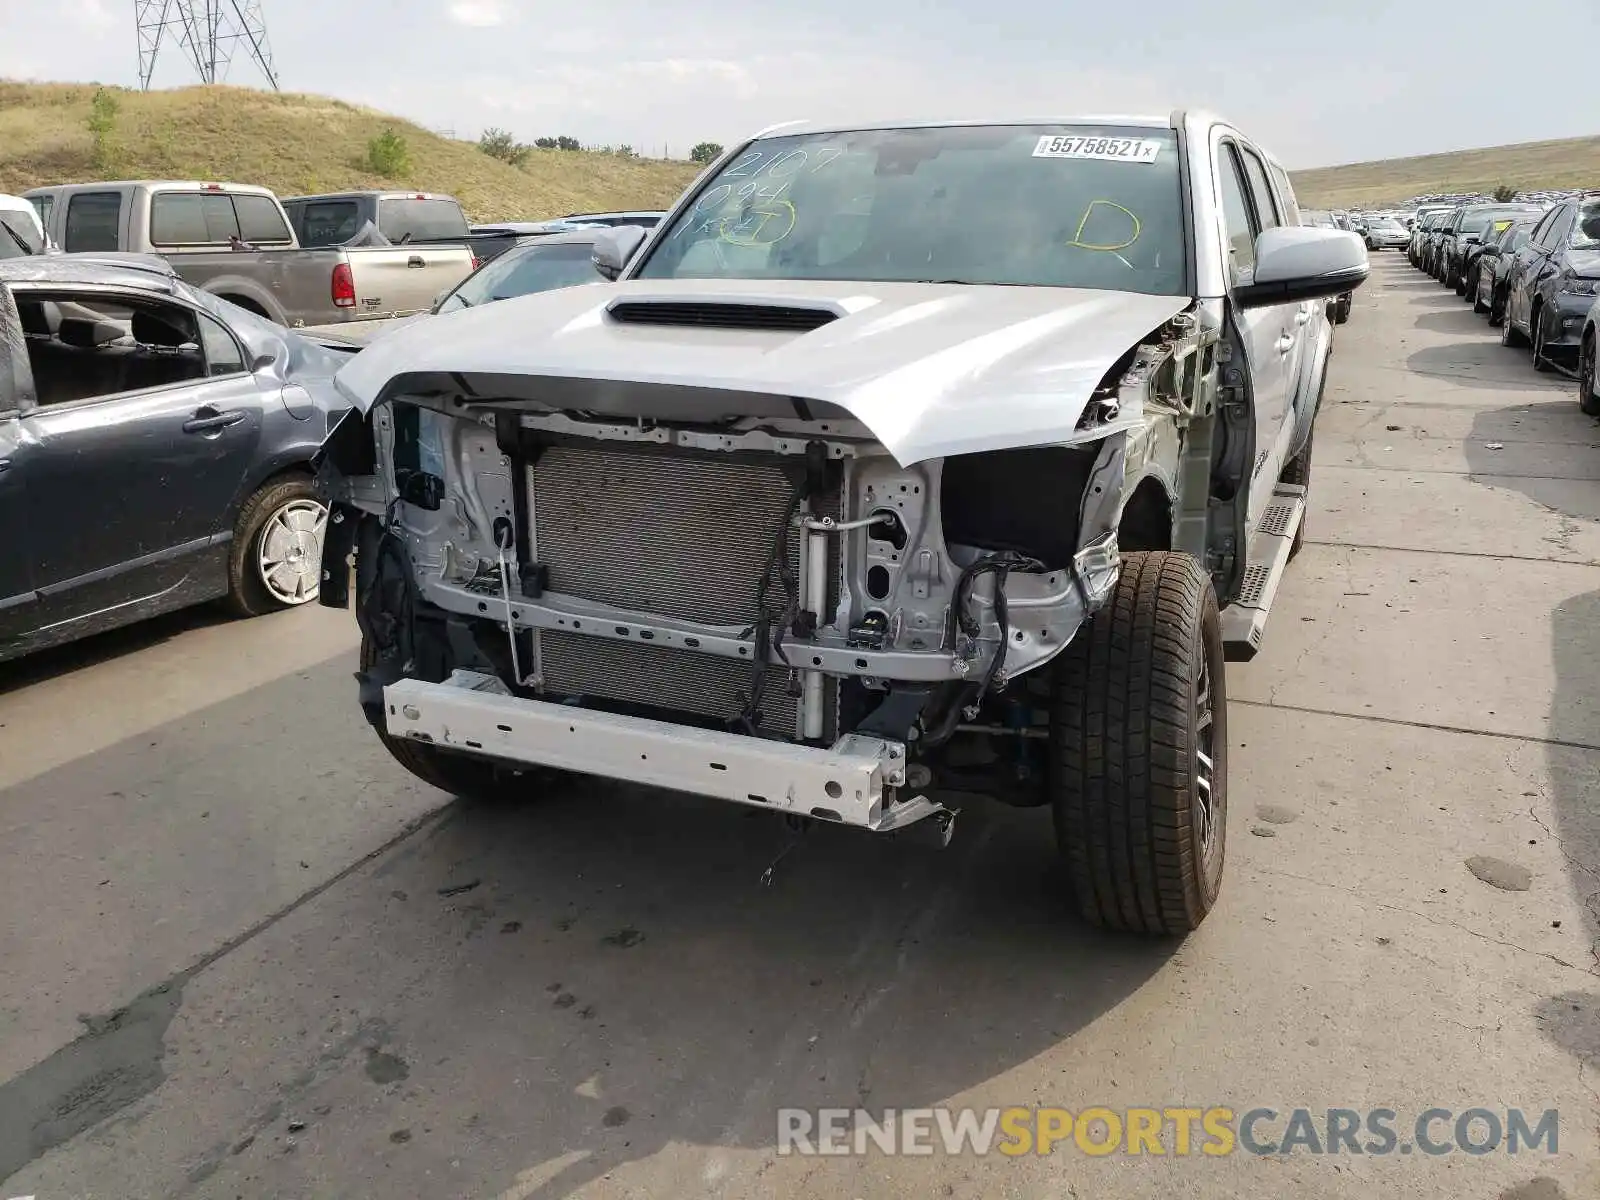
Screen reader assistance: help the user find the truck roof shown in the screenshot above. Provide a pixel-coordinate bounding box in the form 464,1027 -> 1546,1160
21,180 -> 278,198
281,191 -> 460,203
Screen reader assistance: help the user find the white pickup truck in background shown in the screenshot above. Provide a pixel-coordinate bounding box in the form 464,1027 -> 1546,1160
23,180 -> 474,328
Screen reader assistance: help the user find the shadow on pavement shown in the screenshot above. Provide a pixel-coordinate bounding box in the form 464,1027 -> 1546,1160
1474,391 -> 1600,1089
1412,307 -> 1489,335
0,661 -> 1178,1196
1406,343 -> 1569,390
314,784 -> 1179,1199
0,605 -> 233,698
1465,404 -> 1600,521
1535,589 -> 1600,1084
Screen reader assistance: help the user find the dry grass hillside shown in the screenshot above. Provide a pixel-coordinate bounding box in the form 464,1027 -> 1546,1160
0,81 -> 703,222
0,80 -> 1593,217
1292,134 -> 1600,208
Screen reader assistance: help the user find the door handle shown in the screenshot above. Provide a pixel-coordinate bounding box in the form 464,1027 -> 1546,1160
0,458 -> 10,473
1275,333 -> 1295,354
406,256 -> 426,268
183,408 -> 247,434
1296,309 -> 1312,325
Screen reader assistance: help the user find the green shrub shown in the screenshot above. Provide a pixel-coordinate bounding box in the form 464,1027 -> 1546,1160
365,126 -> 411,176
87,87 -> 120,172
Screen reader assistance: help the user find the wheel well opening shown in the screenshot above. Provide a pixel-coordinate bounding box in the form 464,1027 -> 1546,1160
219,294 -> 269,317
941,446 -> 1098,567
1117,478 -> 1172,552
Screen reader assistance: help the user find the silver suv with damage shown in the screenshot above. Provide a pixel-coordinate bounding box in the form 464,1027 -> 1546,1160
316,113 -> 1367,935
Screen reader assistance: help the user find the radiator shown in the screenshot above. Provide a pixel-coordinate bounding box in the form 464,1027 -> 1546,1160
528,442 -> 839,738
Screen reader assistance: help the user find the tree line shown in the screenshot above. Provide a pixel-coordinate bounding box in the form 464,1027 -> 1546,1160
477,127 -> 724,167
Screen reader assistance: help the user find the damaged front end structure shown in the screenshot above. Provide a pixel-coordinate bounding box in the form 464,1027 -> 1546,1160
315,304 -> 1213,845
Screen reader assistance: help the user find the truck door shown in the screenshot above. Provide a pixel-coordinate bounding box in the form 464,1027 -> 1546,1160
1215,142 -> 1290,531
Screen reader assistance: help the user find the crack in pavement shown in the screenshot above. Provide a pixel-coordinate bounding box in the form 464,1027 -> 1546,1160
1252,865 -> 1598,981
0,807 -> 451,1188
1304,539 -> 1600,566
1233,698 -> 1600,755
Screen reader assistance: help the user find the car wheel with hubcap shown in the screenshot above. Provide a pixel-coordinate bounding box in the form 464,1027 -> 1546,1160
1579,333 -> 1600,417
1050,552 -> 1227,935
225,475 -> 328,617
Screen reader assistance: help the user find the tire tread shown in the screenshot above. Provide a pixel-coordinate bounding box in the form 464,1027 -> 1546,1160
1052,552 -> 1225,936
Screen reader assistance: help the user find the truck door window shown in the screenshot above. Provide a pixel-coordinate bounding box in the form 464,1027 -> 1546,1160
1216,146 -> 1259,286
234,194 -> 292,244
150,193 -> 241,245
1267,163 -> 1300,224
1238,148 -> 1282,229
299,200 -> 360,247
14,292 -> 206,407
32,195 -> 53,231
63,192 -> 122,252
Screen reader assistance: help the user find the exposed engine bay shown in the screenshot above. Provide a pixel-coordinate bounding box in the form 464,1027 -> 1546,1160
317,303 -> 1224,835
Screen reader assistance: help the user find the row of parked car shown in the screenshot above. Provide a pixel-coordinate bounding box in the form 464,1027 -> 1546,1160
1404,193 -> 1600,411
0,179 -> 665,664
0,181 -> 662,329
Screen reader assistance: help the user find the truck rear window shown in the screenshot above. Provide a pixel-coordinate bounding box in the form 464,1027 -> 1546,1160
378,198 -> 469,242
296,200 -> 361,246
64,192 -> 122,252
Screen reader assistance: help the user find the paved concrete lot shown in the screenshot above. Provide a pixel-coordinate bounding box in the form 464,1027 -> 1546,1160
3,255 -> 1599,1198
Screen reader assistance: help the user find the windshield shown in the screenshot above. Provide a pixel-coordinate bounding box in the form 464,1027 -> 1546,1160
636,124 -> 1187,295
1460,208 -> 1533,236
1572,201 -> 1600,248
0,220 -> 30,259
436,240 -> 602,313
378,197 -> 470,242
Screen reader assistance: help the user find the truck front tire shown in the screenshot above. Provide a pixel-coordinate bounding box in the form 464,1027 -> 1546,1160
1049,552 -> 1227,936
359,635 -> 551,803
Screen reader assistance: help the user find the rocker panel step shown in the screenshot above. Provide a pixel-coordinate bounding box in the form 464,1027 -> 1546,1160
1221,483 -> 1306,662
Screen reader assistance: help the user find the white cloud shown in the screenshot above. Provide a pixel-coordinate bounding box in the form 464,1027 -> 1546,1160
447,0 -> 509,27
66,0 -> 116,31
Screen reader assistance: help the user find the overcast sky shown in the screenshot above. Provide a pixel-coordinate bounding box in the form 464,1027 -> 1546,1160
6,0 -> 1598,169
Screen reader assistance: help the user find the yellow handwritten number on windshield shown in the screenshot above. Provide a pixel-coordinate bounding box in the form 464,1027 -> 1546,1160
719,199 -> 797,247
1068,200 -> 1141,252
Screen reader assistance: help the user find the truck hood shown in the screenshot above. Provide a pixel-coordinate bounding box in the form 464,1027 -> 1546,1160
332,278 -> 1192,465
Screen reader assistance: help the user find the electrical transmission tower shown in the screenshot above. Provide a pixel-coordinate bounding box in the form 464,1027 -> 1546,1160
135,0 -> 280,92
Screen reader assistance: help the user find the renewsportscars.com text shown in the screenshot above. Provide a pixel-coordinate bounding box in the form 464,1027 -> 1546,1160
777,1106 -> 1559,1157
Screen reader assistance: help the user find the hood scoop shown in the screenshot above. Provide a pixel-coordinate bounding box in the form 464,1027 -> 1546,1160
606,298 -> 839,333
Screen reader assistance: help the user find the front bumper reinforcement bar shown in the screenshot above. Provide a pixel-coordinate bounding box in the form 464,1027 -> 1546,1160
384,671 -> 952,832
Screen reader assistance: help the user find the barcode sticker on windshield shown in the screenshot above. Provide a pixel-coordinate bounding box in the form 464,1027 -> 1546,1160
1033,135 -> 1162,164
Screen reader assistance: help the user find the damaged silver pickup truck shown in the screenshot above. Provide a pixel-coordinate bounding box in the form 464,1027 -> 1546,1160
315,113 -> 1367,936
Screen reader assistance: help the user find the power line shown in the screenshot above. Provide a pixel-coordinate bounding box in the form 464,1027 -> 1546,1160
134,0 -> 280,91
